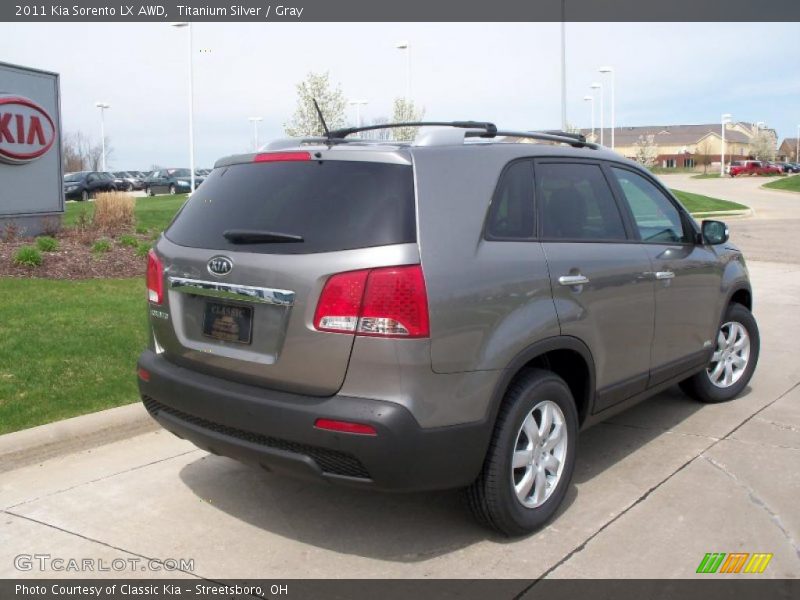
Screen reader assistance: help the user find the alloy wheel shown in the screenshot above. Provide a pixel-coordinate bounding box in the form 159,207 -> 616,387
707,321 -> 750,388
511,400 -> 568,508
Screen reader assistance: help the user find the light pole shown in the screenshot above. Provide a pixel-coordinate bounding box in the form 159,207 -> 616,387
171,22 -> 196,193
720,113 -> 732,177
796,125 -> 799,162
395,41 -> 411,100
591,82 -> 603,145
349,100 -> 368,128
248,116 -> 263,151
583,95 -> 594,141
94,102 -> 110,171
599,66 -> 615,151
560,0 -> 567,131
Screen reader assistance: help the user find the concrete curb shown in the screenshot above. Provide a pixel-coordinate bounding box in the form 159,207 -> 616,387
0,402 -> 158,473
690,208 -> 754,219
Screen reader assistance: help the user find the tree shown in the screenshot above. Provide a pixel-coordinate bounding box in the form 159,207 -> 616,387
749,131 -> 776,160
62,131 -> 112,172
695,138 -> 714,174
390,98 -> 425,141
359,116 -> 393,141
284,72 -> 347,137
634,134 -> 658,168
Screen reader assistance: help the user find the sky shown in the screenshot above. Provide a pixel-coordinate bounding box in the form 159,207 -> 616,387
1,22 -> 798,170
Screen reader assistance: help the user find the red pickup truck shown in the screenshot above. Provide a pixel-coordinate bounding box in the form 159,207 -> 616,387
728,160 -> 782,177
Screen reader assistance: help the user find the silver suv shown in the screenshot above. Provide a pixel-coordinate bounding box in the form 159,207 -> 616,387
138,122 -> 759,536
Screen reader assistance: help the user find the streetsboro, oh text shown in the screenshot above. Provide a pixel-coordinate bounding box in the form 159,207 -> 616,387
177,5 -> 305,18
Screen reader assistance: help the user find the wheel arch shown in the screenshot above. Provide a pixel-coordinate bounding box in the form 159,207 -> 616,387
486,336 -> 596,430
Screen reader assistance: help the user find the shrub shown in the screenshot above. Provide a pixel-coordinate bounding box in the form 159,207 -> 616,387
135,226 -> 149,235
92,238 -> 112,254
135,242 -> 151,258
118,234 -> 138,248
14,246 -> 42,267
92,192 -> 135,232
36,236 -> 59,252
3,221 -> 21,242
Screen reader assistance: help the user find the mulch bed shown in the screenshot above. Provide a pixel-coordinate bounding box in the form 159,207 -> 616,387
0,229 -> 151,279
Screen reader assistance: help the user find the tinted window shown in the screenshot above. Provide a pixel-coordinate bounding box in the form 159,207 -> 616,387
168,168 -> 191,177
611,167 -> 688,243
538,163 -> 626,241
167,160 -> 416,255
485,160 -> 535,239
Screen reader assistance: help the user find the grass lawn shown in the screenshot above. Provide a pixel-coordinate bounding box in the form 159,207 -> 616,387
65,194 -> 188,233
671,190 -> 748,213
691,173 -> 722,179
0,278 -> 146,435
763,174 -> 800,193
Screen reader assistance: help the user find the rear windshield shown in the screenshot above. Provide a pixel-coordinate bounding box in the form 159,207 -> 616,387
166,160 -> 416,254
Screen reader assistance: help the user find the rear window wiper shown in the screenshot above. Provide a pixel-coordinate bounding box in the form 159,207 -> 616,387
223,229 -> 304,244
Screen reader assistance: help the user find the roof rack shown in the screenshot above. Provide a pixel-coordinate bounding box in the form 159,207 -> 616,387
329,121 -> 498,140
259,123 -> 600,152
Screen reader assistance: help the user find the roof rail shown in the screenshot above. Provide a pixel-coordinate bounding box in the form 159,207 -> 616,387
470,130 -> 599,149
329,121 -> 498,140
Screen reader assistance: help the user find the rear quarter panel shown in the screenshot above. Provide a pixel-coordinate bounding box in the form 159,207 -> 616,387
412,145 -> 560,374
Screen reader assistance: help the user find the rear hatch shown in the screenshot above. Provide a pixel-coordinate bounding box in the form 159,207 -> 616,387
150,148 -> 418,396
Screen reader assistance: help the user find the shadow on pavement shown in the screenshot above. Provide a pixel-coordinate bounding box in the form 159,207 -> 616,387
177,385 -> 718,562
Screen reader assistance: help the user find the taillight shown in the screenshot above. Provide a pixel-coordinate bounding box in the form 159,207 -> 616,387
146,250 -> 164,304
314,265 -> 429,338
253,151 -> 311,163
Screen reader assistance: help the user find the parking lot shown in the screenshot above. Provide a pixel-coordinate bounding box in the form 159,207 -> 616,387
1,176 -> 799,580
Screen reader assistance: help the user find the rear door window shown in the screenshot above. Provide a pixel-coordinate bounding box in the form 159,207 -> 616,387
537,162 -> 627,241
166,160 -> 416,254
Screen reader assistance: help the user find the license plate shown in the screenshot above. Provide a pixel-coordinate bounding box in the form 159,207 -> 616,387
202,302 -> 253,344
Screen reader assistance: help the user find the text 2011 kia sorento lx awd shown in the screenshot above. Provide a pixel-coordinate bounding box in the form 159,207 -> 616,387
138,123 -> 759,536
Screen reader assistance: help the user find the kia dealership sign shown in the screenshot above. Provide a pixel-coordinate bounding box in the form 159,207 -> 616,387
0,62 -> 63,234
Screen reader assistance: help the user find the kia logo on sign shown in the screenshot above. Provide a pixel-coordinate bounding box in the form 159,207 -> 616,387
208,256 -> 233,276
0,95 -> 57,165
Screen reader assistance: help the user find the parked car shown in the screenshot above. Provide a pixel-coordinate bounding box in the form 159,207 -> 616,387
138,122 -> 759,536
63,171 -> 117,201
729,160 -> 781,176
786,163 -> 800,174
144,168 -> 204,196
113,171 -> 144,191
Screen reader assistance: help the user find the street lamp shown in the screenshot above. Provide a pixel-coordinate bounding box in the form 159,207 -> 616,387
796,125 -> 799,163
583,95 -> 594,141
348,100 -> 368,128
599,66 -> 615,151
94,102 -> 110,172
720,113 -> 732,177
591,82 -> 603,145
248,116 -> 263,151
395,41 -> 411,100
171,22 -> 196,193
560,0 -> 567,131
755,121 -> 765,135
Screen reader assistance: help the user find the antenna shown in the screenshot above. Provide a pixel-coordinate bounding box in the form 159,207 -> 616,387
312,98 -> 330,140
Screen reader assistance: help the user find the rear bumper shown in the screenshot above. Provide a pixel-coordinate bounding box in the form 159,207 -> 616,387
137,350 -> 490,492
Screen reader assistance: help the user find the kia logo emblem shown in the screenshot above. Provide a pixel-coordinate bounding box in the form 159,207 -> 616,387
0,95 -> 57,165
207,256 -> 233,276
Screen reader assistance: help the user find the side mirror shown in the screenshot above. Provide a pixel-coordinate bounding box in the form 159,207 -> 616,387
701,220 -> 729,245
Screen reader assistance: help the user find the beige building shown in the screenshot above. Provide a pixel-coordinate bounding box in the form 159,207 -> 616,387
778,138 -> 799,162
578,122 -> 777,169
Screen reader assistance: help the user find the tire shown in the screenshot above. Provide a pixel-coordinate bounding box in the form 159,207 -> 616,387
680,302 -> 760,403
467,369 -> 578,536
169,184 -> 176,195
80,189 -> 89,202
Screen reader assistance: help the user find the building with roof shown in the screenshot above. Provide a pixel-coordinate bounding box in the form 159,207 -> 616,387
778,138 -> 798,162
578,122 -> 776,170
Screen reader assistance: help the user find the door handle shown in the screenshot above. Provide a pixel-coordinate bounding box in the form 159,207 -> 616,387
558,274 -> 590,286
655,271 -> 675,280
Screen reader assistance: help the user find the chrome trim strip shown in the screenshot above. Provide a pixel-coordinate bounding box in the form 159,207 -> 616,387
558,275 -> 590,286
168,276 -> 295,306
655,271 -> 675,280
